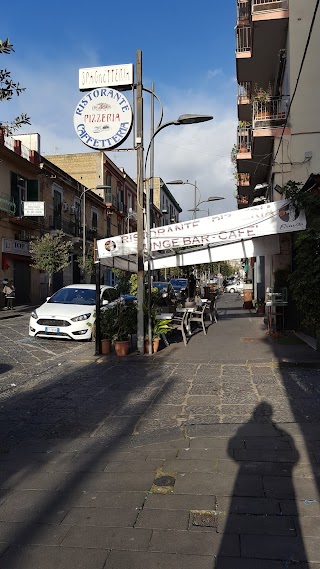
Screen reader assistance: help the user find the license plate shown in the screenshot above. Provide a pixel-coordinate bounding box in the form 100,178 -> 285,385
45,326 -> 60,333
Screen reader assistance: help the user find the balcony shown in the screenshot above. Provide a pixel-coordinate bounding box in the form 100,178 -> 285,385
237,0 -> 251,23
253,96 -> 289,130
116,201 -> 127,216
236,26 -> 251,57
237,195 -> 249,205
86,227 -> 98,242
0,195 -> 16,217
236,173 -> 251,186
252,0 -> 289,19
238,82 -> 252,104
105,192 -> 117,210
237,125 -> 252,156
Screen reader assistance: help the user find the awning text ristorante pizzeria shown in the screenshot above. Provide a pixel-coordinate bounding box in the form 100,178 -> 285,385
97,199 -> 307,259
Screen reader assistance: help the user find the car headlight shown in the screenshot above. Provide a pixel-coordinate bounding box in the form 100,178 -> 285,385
71,313 -> 91,322
31,310 -> 38,319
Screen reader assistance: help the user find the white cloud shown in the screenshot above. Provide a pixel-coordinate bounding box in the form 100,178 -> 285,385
207,68 -> 223,80
2,59 -> 238,220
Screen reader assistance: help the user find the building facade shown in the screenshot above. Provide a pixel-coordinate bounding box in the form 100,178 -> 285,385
0,132 -> 108,305
152,178 -> 182,225
235,0 -> 320,306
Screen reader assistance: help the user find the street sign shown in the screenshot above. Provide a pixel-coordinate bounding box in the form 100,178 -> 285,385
23,201 -> 45,216
79,64 -> 134,91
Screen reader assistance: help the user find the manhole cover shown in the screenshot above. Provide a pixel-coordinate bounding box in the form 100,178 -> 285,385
191,510 -> 218,527
153,475 -> 175,487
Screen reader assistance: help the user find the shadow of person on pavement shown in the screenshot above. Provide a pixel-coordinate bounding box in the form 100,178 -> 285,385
215,402 -> 310,569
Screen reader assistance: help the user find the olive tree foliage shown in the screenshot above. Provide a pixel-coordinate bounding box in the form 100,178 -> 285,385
29,231 -> 73,295
0,38 -> 31,135
284,180 -> 320,332
77,244 -> 95,276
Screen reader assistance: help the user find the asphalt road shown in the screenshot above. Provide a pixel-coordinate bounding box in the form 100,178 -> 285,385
0,312 -> 95,397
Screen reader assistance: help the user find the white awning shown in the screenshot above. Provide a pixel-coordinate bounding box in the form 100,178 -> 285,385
98,235 -> 280,271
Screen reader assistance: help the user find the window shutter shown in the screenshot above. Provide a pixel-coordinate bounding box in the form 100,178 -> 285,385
10,172 -> 19,214
27,179 -> 39,201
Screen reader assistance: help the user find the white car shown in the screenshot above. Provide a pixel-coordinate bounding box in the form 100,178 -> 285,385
224,281 -> 244,293
29,284 -> 120,341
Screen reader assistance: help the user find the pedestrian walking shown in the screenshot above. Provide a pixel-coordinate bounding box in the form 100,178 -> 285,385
188,272 -> 196,300
3,280 -> 15,310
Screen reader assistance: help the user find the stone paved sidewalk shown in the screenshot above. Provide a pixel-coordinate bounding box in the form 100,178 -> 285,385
0,295 -> 319,568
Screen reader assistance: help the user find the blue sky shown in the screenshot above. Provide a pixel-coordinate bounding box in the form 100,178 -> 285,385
2,0 -> 238,219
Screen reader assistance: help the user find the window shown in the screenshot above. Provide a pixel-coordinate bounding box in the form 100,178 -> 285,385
53,188 -> 62,229
11,173 -> 38,217
106,216 -> 111,238
105,175 -> 112,202
127,191 -> 132,211
91,209 -> 98,230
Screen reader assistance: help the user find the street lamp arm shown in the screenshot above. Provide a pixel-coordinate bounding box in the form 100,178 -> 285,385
144,120 -> 180,170
142,87 -> 164,132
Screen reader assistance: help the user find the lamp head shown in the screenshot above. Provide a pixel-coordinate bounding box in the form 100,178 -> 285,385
207,196 -> 225,202
176,114 -> 213,125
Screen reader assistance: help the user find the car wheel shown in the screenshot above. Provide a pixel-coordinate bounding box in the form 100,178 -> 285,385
229,288 -> 235,293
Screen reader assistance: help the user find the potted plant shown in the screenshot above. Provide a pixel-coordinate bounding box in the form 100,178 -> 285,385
99,306 -> 117,354
113,302 -> 137,356
145,318 -> 173,353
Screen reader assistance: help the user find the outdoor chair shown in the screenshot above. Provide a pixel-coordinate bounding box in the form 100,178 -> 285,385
205,297 -> 218,323
189,305 -> 207,335
170,309 -> 189,346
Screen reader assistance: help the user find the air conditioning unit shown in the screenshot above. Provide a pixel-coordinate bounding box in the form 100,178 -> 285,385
70,206 -> 76,215
62,202 -> 69,212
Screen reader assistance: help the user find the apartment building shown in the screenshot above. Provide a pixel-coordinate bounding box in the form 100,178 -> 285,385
152,178 -> 182,226
235,0 -> 320,301
0,132 -> 107,304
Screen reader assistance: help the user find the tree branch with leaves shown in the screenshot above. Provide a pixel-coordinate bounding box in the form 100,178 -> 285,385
30,231 -> 73,295
0,38 -> 31,135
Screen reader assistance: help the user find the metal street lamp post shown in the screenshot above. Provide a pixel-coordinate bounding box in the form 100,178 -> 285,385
141,107 -> 213,354
187,197 -> 225,218
167,180 -> 224,220
135,50 -> 213,354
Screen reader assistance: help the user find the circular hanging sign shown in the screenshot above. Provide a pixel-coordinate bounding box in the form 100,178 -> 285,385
73,87 -> 133,150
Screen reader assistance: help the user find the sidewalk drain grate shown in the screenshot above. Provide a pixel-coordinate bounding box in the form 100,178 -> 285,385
191,510 -> 218,527
153,475 -> 175,487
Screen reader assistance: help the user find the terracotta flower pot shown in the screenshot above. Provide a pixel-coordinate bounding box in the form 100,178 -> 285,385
114,340 -> 130,356
100,338 -> 111,355
144,338 -> 160,354
153,338 -> 160,353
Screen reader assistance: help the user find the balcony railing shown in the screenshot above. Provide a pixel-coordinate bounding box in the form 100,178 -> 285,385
237,0 -> 251,21
237,125 -> 252,154
116,201 -> 127,216
0,195 -> 16,215
236,173 -> 251,186
236,26 -> 251,54
253,96 -> 289,129
105,192 -> 117,209
252,0 -> 288,14
238,81 -> 252,103
237,195 -> 249,205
